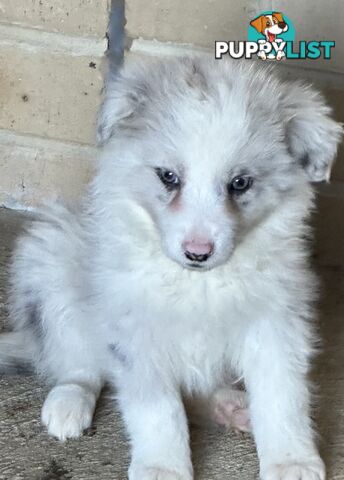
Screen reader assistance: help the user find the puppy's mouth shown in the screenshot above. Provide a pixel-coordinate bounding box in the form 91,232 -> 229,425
184,261 -> 218,272
186,263 -> 205,270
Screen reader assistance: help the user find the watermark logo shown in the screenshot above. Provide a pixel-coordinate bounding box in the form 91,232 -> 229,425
215,11 -> 335,61
248,12 -> 295,60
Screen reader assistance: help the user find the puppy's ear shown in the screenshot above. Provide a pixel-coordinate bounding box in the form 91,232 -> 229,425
97,74 -> 147,145
283,83 -> 343,182
273,12 -> 284,23
250,16 -> 264,33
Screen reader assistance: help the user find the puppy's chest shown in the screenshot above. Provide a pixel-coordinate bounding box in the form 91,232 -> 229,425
108,273 -> 255,389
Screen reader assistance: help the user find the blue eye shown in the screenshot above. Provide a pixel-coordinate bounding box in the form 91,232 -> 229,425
156,168 -> 180,190
228,175 -> 253,194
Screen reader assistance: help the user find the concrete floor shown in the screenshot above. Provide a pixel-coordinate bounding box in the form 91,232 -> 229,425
0,199 -> 343,480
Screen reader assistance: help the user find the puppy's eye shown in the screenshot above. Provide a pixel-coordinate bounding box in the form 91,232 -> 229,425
228,175 -> 253,194
156,168 -> 180,190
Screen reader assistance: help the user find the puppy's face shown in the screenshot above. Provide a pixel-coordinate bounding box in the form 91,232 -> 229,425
98,58 -> 342,271
128,119 -> 294,271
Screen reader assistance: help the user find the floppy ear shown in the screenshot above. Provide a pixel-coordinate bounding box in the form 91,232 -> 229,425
250,15 -> 264,33
283,83 -> 343,182
273,12 -> 284,23
97,66 -> 149,145
97,87 -> 146,145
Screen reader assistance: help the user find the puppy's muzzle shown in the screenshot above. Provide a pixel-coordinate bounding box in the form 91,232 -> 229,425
278,21 -> 287,29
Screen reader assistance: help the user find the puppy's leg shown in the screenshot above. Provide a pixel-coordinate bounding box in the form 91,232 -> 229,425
22,290 -> 103,441
243,318 -> 325,480
117,368 -> 193,480
39,317 -> 104,440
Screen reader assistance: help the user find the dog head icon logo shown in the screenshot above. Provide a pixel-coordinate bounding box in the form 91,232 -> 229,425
249,12 -> 292,60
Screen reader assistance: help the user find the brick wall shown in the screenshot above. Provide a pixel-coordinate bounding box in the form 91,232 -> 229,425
0,0 -> 343,208
0,0 -> 109,207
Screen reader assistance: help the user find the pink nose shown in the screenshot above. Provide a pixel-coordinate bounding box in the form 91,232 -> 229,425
182,239 -> 214,262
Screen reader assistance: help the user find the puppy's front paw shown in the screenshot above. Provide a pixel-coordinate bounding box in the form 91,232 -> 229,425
41,384 -> 96,441
261,458 -> 325,480
129,466 -> 191,480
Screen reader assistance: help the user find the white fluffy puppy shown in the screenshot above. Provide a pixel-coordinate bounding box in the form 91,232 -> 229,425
2,56 -> 343,480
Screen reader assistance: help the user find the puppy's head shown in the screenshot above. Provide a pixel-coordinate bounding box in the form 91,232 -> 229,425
97,57 -> 342,271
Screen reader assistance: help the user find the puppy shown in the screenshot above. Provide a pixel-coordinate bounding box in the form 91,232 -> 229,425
250,12 -> 289,60
1,56 -> 342,480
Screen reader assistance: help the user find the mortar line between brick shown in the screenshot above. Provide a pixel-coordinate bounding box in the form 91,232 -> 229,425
0,22 -> 107,57
0,129 -> 97,155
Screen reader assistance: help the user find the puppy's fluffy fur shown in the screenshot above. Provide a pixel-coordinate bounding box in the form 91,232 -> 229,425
2,56 -> 343,480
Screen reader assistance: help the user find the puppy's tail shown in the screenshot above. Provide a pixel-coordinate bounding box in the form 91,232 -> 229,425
0,331 -> 34,375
